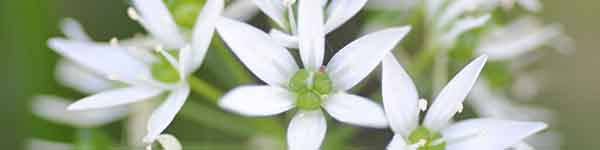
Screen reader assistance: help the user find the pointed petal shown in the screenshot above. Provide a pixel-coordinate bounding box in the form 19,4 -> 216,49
424,55 -> 488,131
436,0 -> 482,28
324,0 -> 368,33
59,18 -> 91,41
48,39 -> 151,85
32,95 -> 128,127
216,18 -> 299,87
387,134 -> 410,150
287,110 -> 327,150
326,27 -> 411,90
67,86 -> 163,111
190,0 -> 224,71
224,0 -> 260,21
270,29 -> 298,48
441,15 -> 490,46
131,0 -> 185,48
322,93 -> 388,128
55,59 -> 113,94
298,0 -> 326,70
442,119 -> 547,150
219,85 -> 295,116
252,0 -> 286,28
144,85 -> 190,143
382,54 -> 420,136
156,134 -> 183,150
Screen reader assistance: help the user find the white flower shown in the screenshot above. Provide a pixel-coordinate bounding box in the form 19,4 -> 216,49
31,95 -> 128,128
48,0 -> 224,144
216,0 -> 411,149
382,54 -> 548,150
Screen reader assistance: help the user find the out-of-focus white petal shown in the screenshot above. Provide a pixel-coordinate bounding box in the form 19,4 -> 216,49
436,0 -> 482,28
224,0 -> 260,21
298,0 -> 326,70
56,59 -> 113,94
322,93 -> 388,128
327,27 -> 411,90
252,0 -> 286,28
219,85 -> 295,116
442,119 -> 547,150
67,86 -> 163,111
155,134 -> 183,150
287,110 -> 327,150
426,0 -> 445,21
144,85 -> 190,143
131,0 -> 184,48
32,95 -> 128,128
441,15 -> 490,46
424,55 -> 487,131
517,0 -> 542,12
59,18 -> 91,41
48,39 -> 152,85
190,0 -> 224,71
324,0 -> 368,33
386,134 -> 410,150
382,54 -> 420,136
216,18 -> 299,87
270,29 -> 298,48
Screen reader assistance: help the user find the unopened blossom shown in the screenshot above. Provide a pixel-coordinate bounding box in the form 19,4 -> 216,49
49,0 -> 224,145
382,54 -> 548,150
216,0 -> 411,149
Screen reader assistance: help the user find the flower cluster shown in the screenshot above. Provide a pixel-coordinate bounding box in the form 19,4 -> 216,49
31,0 -> 571,150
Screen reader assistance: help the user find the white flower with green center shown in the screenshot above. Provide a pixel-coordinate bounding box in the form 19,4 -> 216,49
216,0 -> 411,149
48,0 -> 224,145
382,54 -> 548,150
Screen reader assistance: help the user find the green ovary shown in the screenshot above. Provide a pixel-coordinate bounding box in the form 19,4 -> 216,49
408,126 -> 447,150
289,69 -> 333,110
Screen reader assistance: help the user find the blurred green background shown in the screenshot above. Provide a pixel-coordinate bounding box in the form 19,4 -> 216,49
1,0 -> 598,149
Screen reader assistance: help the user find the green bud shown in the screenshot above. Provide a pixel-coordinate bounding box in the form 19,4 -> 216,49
312,71 -> 332,95
151,53 -> 181,83
289,69 -> 311,93
295,92 -> 321,110
408,126 -> 446,150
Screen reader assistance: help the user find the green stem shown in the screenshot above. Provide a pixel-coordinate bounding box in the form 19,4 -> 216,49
187,76 -> 222,103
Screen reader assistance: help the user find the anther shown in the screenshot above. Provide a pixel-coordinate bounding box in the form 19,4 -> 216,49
109,37 -> 119,47
418,98 -> 428,112
456,104 -> 464,114
127,7 -> 141,21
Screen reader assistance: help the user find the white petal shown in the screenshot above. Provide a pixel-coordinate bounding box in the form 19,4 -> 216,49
327,27 -> 411,90
131,0 -> 185,48
425,0 -> 445,21
55,59 -> 113,94
219,85 -> 295,116
386,134 -> 410,150
155,134 -> 183,150
442,119 -> 547,150
441,15 -> 490,46
216,18 -> 299,87
224,0 -> 260,21
287,110 -> 327,150
48,39 -> 152,85
145,85 -> 190,143
298,0 -> 326,70
270,29 -> 299,48
382,54 -> 420,136
322,93 -> 388,128
436,0 -> 481,28
252,0 -> 286,28
59,18 -> 91,41
517,0 -> 542,12
67,86 -> 163,111
324,0 -> 368,33
424,55 -> 487,131
190,0 -> 224,71
32,95 -> 128,127
477,21 -> 561,60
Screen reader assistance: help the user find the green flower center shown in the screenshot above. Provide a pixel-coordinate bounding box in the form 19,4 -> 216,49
151,50 -> 180,83
164,0 -> 206,28
289,68 -> 333,110
408,126 -> 447,150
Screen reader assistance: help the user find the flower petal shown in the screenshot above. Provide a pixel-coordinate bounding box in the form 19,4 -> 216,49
55,59 -> 113,94
59,18 -> 91,41
156,134 -> 183,150
326,26 -> 411,90
145,85 -> 190,143
287,110 -> 327,150
252,0 -> 286,28
216,18 -> 299,87
441,15 -> 490,46
436,0 -> 482,28
224,0 -> 260,21
298,0 -> 326,70
219,85 -> 295,116
67,86 -> 163,111
270,29 -> 298,48
442,118 -> 547,150
190,0 -> 224,71
32,95 -> 128,127
387,134 -> 410,150
48,39 -> 152,85
322,93 -> 388,128
324,0 -> 368,33
131,0 -> 185,48
424,55 -> 487,131
382,54 -> 420,136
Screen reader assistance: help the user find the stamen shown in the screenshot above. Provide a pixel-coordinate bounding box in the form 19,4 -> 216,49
408,139 -> 427,148
286,3 -> 297,34
418,98 -> 428,112
109,37 -> 119,47
282,0 -> 296,7
456,104 -> 464,114
127,7 -> 141,21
